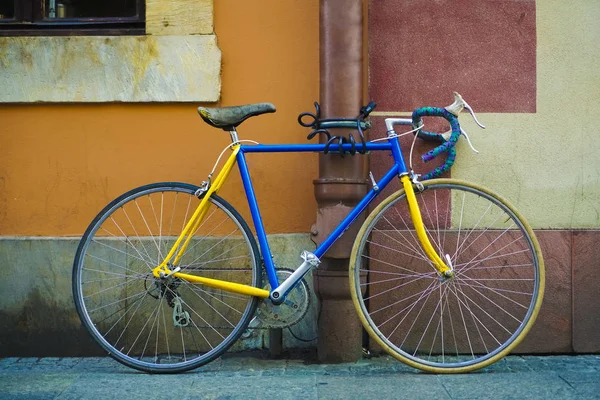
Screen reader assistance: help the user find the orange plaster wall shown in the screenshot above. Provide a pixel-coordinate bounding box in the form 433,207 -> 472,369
0,0 -> 319,236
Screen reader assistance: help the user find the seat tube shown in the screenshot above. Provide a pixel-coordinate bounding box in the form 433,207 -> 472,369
236,149 -> 279,289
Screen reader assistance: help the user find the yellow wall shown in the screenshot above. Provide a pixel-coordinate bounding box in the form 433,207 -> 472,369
0,0 -> 319,236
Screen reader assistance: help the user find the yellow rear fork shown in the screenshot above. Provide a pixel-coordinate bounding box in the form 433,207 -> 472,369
152,145 -> 241,278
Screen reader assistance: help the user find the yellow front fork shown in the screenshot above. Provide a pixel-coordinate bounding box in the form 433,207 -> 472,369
400,175 -> 453,277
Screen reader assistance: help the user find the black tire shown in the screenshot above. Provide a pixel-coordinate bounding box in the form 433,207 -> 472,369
73,182 -> 261,373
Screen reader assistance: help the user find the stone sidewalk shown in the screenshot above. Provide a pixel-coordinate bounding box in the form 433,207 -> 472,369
1,355 -> 599,399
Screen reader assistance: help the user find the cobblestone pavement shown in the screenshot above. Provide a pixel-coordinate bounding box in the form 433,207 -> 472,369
1,355 -> 599,399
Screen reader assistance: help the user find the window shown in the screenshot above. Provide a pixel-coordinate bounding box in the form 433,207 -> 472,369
0,0 -> 144,35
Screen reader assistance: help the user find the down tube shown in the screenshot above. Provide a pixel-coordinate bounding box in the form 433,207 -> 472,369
313,164 -> 401,258
236,150 -> 280,289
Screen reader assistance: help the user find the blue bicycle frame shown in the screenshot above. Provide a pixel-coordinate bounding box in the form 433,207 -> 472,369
154,117 -> 451,302
237,134 -> 409,301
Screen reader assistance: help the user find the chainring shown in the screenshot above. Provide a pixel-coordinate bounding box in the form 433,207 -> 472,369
256,268 -> 311,329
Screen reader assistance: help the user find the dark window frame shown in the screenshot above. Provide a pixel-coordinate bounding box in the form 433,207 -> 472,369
0,0 -> 145,36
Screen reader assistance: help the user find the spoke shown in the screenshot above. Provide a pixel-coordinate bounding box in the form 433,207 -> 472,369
452,282 -> 505,346
452,281 -> 492,354
362,252 -> 436,276
361,273 -> 435,286
88,290 -> 147,328
451,201 -> 497,265
82,274 -> 136,285
441,189 -> 451,260
456,278 -> 531,311
453,191 -> 467,267
184,242 -> 247,270
159,293 -> 171,361
379,215 -> 425,260
86,288 -> 148,314
444,286 -> 459,357
182,283 -> 254,302
82,266 -> 147,280
186,285 -> 247,315
184,227 -> 240,268
176,206 -> 220,266
455,279 -> 534,296
139,294 -> 164,360
84,253 -> 146,277
187,313 -> 214,351
146,192 -> 166,264
411,281 -> 450,358
91,239 -> 150,265
150,293 -> 163,362
127,294 -> 166,358
183,286 -> 240,328
448,281 -> 475,358
455,227 -> 520,275
113,288 -> 153,350
359,268 -> 435,278
454,248 -> 531,270
375,280 -> 437,328
167,192 -> 179,251
134,199 -> 165,265
113,210 -> 156,271
366,240 -> 432,267
464,263 -> 534,271
83,276 -> 145,300
184,254 -> 250,270
428,282 -> 452,360
364,271 -> 436,304
101,223 -> 155,270
391,208 -> 430,262
182,195 -> 193,236
390,280 -> 438,342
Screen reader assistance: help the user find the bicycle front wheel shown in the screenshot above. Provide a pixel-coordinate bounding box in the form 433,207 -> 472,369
73,182 -> 261,373
350,179 -> 544,373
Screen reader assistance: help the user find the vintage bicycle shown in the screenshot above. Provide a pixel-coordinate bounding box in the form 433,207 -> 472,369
72,93 -> 544,374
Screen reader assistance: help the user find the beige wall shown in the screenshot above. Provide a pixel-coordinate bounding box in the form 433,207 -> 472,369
0,0 -> 319,236
455,1 -> 600,229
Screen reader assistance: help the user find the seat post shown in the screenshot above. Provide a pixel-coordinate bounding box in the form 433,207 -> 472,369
229,128 -> 239,143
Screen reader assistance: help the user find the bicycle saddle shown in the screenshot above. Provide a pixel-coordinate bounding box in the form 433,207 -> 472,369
197,103 -> 276,131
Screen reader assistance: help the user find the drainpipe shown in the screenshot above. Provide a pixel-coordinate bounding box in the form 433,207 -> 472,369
312,0 -> 367,362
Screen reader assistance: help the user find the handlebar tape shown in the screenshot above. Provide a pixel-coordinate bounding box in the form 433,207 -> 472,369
411,107 -> 461,180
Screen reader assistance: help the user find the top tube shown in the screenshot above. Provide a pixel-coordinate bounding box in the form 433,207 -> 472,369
240,142 -> 392,153
240,140 -> 408,175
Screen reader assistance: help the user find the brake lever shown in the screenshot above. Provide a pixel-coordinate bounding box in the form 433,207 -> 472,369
439,127 -> 480,153
460,127 -> 480,154
442,92 -> 485,154
445,92 -> 486,129
463,102 -> 486,129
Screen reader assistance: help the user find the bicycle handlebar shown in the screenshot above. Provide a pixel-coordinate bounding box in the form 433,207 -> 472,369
411,107 -> 461,180
412,92 -> 485,180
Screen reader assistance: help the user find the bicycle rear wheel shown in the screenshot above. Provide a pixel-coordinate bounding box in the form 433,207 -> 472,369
73,182 -> 261,373
350,179 -> 544,373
